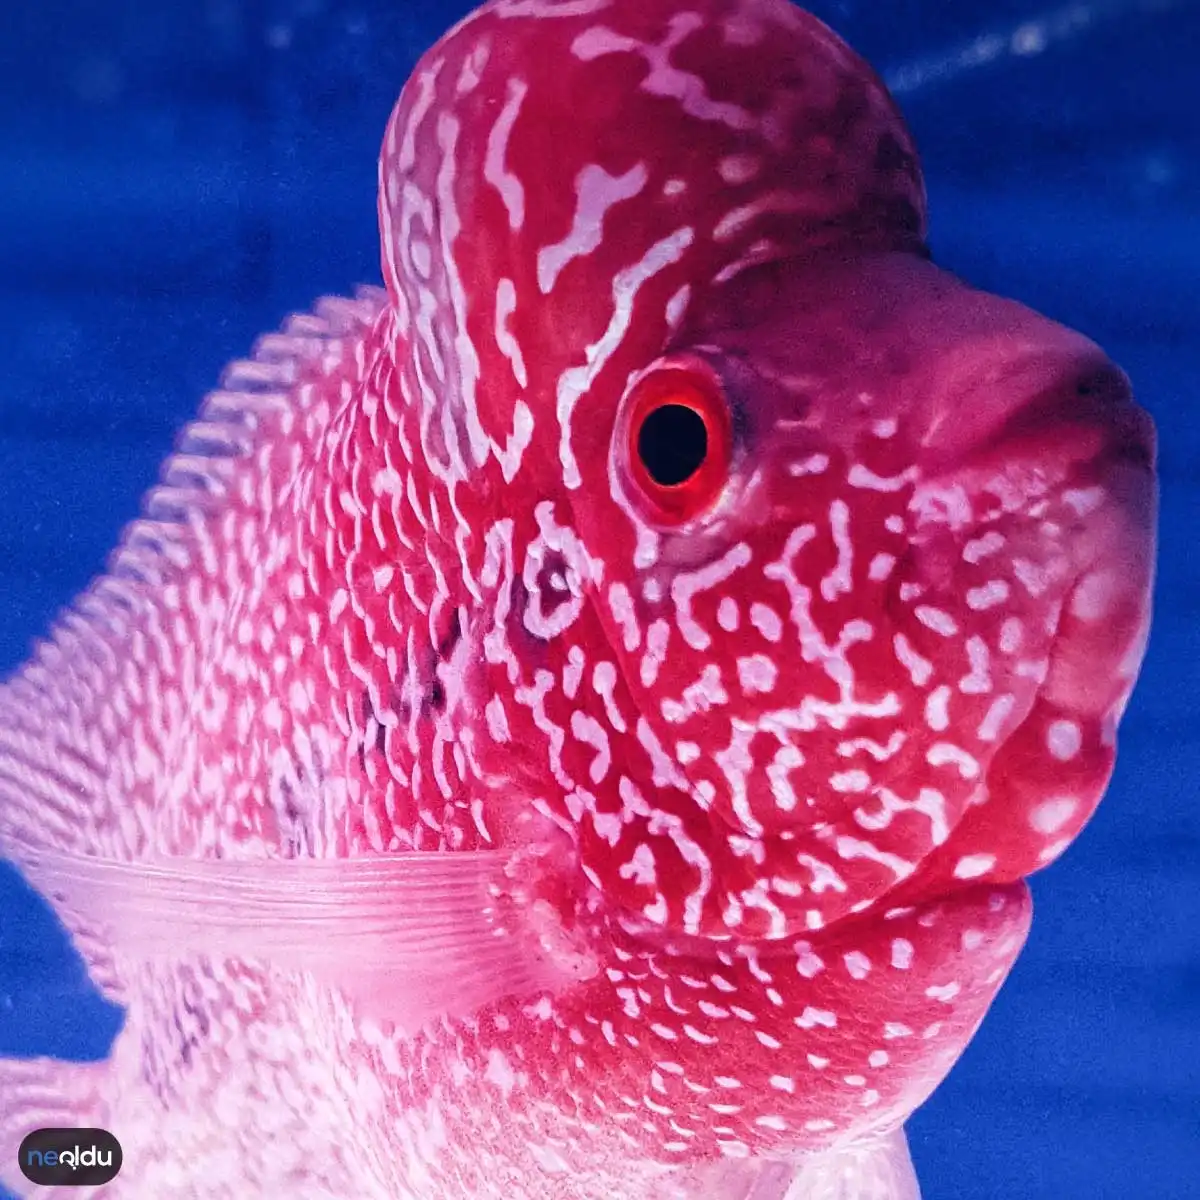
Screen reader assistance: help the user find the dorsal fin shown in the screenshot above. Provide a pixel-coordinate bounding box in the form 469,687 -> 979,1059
0,287 -> 390,960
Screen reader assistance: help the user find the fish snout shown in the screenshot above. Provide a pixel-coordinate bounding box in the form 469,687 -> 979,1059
988,354 -> 1155,476
918,318 -> 1156,479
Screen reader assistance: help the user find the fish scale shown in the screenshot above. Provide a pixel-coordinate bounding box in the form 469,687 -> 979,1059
0,0 -> 1155,1196
1,292 -> 404,1198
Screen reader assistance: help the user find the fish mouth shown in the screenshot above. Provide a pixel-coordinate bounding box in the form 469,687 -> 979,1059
920,327 -> 1156,471
987,358 -> 1156,475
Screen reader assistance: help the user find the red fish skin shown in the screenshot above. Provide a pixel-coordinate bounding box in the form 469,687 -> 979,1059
0,0 -> 1156,1197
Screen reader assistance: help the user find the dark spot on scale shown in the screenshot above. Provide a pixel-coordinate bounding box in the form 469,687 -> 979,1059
140,971 -> 213,1102
427,608 -> 462,714
269,739 -> 330,860
140,1028 -> 170,1103
171,1007 -> 202,1068
356,609 -> 464,768
532,551 -> 575,620
357,690 -> 389,774
437,609 -> 463,663
278,774 -> 307,832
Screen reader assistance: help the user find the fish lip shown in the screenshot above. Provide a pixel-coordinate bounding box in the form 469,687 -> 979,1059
1096,393 -> 1157,472
982,356 -> 1156,474
920,339 -> 1157,481
1002,401 -> 1157,477
869,876 -> 1033,933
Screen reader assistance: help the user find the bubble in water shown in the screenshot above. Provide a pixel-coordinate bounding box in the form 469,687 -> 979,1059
884,0 -> 1188,95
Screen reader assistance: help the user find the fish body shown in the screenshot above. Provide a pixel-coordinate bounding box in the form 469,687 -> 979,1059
0,1 -> 1156,1198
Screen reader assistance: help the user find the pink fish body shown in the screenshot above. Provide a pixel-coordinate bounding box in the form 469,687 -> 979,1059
0,1 -> 1156,1198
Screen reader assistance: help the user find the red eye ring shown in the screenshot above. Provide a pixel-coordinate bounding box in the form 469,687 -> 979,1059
622,363 -> 733,525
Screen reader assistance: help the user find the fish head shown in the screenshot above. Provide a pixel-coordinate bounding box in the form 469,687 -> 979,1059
375,0 -> 1157,1146
579,247 -> 1156,940
380,0 -> 1154,928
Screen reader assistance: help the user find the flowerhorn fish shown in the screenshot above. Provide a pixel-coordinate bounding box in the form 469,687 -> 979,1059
0,0 -> 1157,1197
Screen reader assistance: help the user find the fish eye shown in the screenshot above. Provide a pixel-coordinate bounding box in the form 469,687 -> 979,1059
623,365 -> 732,525
637,404 -> 707,487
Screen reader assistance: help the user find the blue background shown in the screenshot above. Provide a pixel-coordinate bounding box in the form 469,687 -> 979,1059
1,1 -> 1196,1196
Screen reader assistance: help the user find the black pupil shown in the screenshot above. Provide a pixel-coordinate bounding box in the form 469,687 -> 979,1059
637,404 -> 708,487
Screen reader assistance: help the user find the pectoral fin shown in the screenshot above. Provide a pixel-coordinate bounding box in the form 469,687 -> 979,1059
14,848 -> 596,1035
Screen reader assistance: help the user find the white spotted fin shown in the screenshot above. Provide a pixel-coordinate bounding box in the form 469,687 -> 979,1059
11,847 -> 598,1034
672,1126 -> 921,1199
